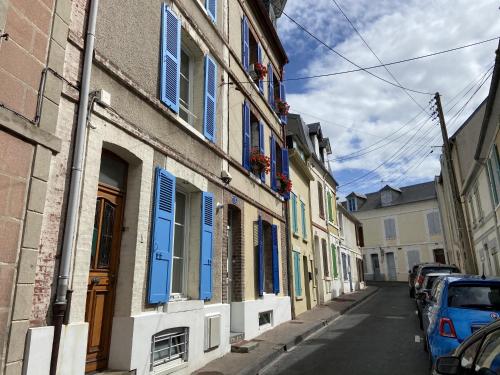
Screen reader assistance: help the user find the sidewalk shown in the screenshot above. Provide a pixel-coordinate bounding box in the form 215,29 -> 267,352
195,286 -> 378,375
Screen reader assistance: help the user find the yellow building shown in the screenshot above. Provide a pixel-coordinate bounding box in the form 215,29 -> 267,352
346,182 -> 445,282
286,115 -> 317,317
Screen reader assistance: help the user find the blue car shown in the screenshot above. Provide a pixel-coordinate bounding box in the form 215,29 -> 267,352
422,275 -> 500,368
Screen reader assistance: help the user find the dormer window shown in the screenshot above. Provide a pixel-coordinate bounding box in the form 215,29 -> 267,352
381,190 -> 392,206
347,198 -> 357,212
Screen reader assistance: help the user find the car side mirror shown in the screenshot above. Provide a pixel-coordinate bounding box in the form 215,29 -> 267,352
416,292 -> 426,300
435,356 -> 460,374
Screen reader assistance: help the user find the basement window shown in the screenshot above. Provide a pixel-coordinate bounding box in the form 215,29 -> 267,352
258,310 -> 272,328
151,328 -> 189,371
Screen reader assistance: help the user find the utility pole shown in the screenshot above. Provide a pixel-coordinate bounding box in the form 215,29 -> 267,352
434,92 -> 477,274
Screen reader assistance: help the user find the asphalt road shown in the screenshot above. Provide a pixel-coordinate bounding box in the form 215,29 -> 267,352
262,282 -> 429,375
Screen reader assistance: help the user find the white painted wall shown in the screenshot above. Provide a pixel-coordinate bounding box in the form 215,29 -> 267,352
23,326 -> 54,375
230,295 -> 291,340
109,303 -> 230,375
56,323 -> 88,375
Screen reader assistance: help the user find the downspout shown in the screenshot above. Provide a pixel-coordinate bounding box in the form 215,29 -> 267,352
50,0 -> 99,373
285,199 -> 295,319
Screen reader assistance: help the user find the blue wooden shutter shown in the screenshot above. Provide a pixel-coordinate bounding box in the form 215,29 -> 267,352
257,216 -> 264,296
281,148 -> 290,200
205,0 -> 216,23
257,44 -> 263,92
270,135 -> 277,191
200,192 -> 214,300
268,63 -> 274,108
203,55 -> 217,142
241,16 -> 249,71
279,81 -> 287,124
271,224 -> 280,294
160,4 -> 181,113
259,121 -> 265,182
242,101 -> 251,170
148,167 -> 176,304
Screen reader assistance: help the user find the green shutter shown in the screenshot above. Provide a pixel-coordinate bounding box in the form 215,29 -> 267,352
331,244 -> 338,278
327,191 -> 333,222
301,201 -> 307,239
293,251 -> 302,296
291,193 -> 298,234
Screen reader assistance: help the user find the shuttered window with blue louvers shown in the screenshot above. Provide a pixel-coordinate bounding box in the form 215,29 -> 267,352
268,64 -> 274,108
271,224 -> 280,294
160,4 -> 181,113
242,101 -> 251,170
241,16 -> 249,71
200,192 -> 214,300
203,55 -> 217,142
148,167 -> 176,304
205,0 -> 216,23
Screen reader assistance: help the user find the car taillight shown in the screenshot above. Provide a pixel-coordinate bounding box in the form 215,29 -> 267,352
417,275 -> 424,286
439,318 -> 457,338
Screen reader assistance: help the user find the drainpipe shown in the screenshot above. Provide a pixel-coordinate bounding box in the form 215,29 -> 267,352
50,0 -> 99,373
284,199 -> 295,319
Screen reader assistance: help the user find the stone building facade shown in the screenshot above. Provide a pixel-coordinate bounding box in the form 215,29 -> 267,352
346,182 -> 445,282
8,0 -> 291,374
0,0 -> 71,373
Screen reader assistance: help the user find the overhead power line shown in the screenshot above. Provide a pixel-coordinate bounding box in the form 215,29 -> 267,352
282,10 -> 433,95
330,0 -> 428,113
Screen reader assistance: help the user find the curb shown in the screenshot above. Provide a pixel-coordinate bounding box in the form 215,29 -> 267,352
246,287 -> 380,375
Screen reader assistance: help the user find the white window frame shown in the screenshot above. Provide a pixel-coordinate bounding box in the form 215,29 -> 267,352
170,190 -> 190,301
384,217 -> 397,241
179,45 -> 196,126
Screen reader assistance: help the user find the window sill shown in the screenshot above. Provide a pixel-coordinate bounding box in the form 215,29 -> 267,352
292,232 -> 299,238
153,360 -> 188,375
295,296 -> 303,301
324,277 -> 332,281
302,238 -> 308,243
163,299 -> 204,314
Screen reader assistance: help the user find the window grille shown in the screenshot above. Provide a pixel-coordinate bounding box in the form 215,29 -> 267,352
151,328 -> 189,370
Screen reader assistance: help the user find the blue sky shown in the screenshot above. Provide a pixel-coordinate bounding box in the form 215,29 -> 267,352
277,0 -> 500,198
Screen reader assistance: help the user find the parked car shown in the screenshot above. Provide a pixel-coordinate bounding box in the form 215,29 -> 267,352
433,318 -> 500,374
409,263 -> 425,298
422,275 -> 500,369
416,272 -> 457,330
415,263 -> 461,294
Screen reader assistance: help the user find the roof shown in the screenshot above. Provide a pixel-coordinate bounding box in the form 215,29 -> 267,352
475,40 -> 500,160
380,184 -> 402,193
337,203 -> 361,225
287,114 -> 339,187
347,181 -> 437,212
346,192 -> 367,199
248,0 -> 288,66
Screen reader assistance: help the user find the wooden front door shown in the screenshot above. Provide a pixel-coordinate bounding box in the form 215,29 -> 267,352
85,184 -> 124,372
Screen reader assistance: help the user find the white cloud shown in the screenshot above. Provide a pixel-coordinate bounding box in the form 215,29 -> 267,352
279,0 -> 500,193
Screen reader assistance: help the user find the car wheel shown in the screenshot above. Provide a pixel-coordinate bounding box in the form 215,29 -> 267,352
428,345 -> 433,371
410,288 -> 415,298
423,335 -> 428,353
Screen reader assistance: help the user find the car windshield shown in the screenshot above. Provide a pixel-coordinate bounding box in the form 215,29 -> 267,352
448,284 -> 500,310
422,267 -> 458,276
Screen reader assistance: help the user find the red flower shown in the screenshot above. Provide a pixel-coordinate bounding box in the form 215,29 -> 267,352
275,99 -> 290,116
276,172 -> 292,194
250,147 -> 270,174
253,63 -> 268,80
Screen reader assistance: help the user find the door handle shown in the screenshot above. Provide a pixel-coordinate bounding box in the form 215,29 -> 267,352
91,277 -> 101,285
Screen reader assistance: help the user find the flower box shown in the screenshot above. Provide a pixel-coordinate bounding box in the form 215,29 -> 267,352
250,148 -> 270,175
249,63 -> 267,81
276,172 -> 292,194
275,99 -> 290,117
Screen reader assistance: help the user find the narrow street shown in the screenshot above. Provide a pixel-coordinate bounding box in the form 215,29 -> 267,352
262,283 -> 429,375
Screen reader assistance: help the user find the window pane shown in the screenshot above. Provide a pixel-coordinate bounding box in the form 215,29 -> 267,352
172,258 -> 183,294
448,284 -> 500,310
98,201 -> 115,268
174,225 -> 184,258
180,50 -> 190,77
475,330 -> 500,371
99,154 -> 127,189
175,193 -> 185,224
91,199 -> 101,267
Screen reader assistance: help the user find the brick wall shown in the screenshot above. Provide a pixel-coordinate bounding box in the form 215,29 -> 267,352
0,0 -> 53,120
